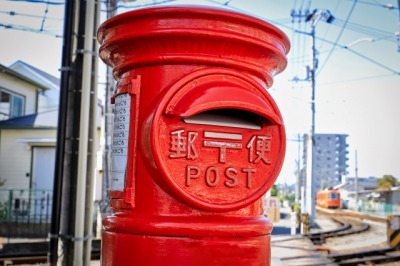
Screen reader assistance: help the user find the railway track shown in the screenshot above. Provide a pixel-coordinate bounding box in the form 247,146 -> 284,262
328,247 -> 400,266
305,217 -> 369,245
311,208 -> 400,265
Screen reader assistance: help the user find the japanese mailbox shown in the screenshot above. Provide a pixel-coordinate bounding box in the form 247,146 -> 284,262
98,5 -> 290,266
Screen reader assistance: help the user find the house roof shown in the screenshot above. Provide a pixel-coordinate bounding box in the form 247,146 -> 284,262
0,63 -> 51,91
9,60 -> 60,91
0,109 -> 58,129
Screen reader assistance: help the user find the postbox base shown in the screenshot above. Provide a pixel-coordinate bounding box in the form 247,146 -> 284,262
101,231 -> 270,266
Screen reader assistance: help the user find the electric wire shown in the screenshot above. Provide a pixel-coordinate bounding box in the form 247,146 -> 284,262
318,0 -> 341,53
0,21 -> 62,37
343,0 -> 399,11
39,0 -> 50,32
319,72 -> 397,86
332,18 -> 396,41
291,1 -> 298,80
316,0 -> 359,76
3,0 -> 64,5
0,10 -> 62,21
313,33 -> 399,75
1,0 -> 398,80
101,0 -> 176,13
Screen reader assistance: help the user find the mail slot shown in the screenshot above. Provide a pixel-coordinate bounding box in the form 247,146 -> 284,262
98,5 -> 290,266
141,69 -> 285,212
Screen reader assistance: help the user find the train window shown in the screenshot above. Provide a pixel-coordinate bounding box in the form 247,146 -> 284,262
329,193 -> 339,200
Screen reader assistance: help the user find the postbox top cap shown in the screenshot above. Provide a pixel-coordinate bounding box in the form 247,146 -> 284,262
98,5 -> 290,86
98,5 -> 290,52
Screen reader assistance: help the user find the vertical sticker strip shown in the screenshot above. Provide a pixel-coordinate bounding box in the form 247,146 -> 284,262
111,93 -> 131,191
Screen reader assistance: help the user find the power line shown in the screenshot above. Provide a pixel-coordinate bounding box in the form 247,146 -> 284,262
343,0 -> 398,11
332,18 -> 396,41
39,1 -> 50,32
265,17 -> 398,76
310,32 -> 399,75
0,10 -> 62,21
0,21 -> 62,37
102,0 -> 176,13
318,72 -> 397,86
2,0 -> 64,4
316,0 -> 359,75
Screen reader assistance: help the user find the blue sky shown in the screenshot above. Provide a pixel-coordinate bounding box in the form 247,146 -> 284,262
1,0 -> 399,185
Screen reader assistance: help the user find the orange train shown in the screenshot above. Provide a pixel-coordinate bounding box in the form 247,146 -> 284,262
316,189 -> 341,209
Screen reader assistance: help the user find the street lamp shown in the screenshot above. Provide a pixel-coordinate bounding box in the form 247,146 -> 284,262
344,37 -> 375,49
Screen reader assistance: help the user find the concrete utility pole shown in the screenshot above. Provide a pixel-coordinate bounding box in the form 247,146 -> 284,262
304,9 -> 334,226
397,0 -> 400,52
100,0 -> 117,215
355,150 -> 359,211
49,0 -> 75,263
50,1 -> 100,265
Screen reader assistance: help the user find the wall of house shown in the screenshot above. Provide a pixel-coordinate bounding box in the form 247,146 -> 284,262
10,62 -> 60,113
0,72 -> 39,116
389,190 -> 400,205
0,129 -> 56,189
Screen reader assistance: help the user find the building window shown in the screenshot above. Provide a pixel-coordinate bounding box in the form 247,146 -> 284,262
0,88 -> 25,120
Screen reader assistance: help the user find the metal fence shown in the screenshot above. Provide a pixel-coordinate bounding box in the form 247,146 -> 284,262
0,188 -> 53,238
360,201 -> 400,217
342,199 -> 400,218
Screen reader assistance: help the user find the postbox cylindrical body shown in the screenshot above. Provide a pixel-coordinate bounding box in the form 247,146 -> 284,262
98,6 -> 290,266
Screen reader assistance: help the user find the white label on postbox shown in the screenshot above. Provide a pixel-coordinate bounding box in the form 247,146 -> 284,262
111,93 -> 130,191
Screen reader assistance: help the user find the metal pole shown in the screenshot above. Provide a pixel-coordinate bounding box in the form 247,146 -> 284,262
397,0 -> 400,52
74,0 -> 95,265
311,25 -> 316,137
83,1 -> 101,265
49,0 -> 75,264
355,150 -> 359,211
306,24 -> 317,226
101,0 -> 117,215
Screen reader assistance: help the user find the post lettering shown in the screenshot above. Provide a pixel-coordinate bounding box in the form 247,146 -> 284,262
224,167 -> 238,188
205,166 -> 219,187
242,167 -> 256,188
186,165 -> 200,186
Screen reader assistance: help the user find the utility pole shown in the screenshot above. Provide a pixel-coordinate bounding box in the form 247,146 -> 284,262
305,16 -> 317,226
49,1 -> 100,265
49,0 -> 75,264
100,0 -> 117,215
303,9 -> 334,226
397,0 -> 400,52
355,150 -> 359,211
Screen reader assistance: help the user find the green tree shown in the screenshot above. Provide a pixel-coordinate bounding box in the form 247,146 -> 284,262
270,184 -> 278,196
377,175 -> 399,190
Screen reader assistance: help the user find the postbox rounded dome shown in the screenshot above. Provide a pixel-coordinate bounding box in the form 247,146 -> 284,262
97,5 -> 290,87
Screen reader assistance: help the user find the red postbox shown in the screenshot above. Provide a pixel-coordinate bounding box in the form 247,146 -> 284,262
98,6 -> 290,266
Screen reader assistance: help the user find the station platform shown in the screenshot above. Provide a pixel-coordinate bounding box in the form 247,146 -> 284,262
271,207 -> 337,266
